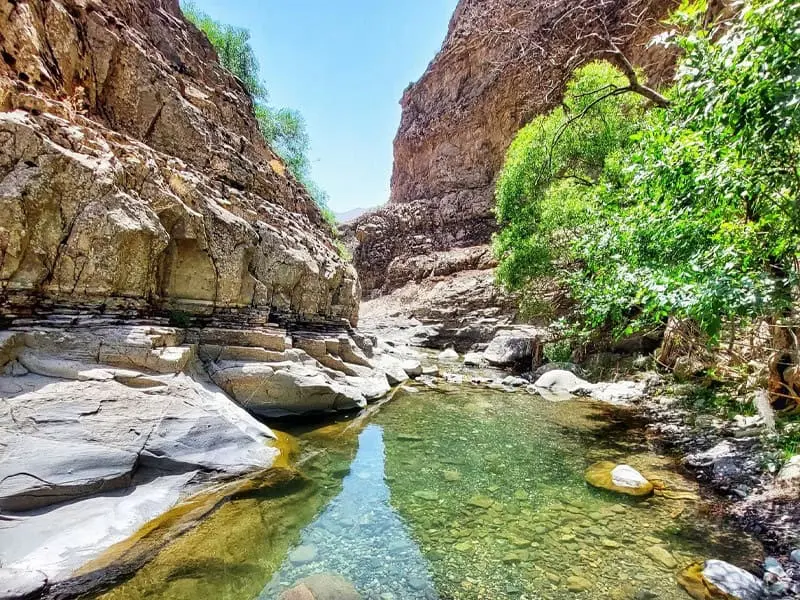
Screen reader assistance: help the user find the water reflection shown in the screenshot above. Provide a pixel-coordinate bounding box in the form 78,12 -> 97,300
261,424 -> 437,600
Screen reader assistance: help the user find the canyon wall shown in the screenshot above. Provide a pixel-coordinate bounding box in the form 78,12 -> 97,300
0,0 -> 359,325
345,0 -> 676,297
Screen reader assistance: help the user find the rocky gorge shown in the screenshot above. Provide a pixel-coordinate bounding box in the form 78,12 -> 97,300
1,0 -> 799,599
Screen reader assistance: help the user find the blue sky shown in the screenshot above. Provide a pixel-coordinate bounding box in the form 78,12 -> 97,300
189,0 -> 459,213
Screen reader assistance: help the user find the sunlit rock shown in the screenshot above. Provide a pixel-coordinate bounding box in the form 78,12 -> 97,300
585,461 -> 654,497
678,560 -> 764,600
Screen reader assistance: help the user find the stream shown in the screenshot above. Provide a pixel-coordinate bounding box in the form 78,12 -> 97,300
92,382 -> 761,600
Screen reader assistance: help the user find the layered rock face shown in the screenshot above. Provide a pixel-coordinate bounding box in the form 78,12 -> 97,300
345,0 -> 676,337
0,0 -> 358,324
0,2 -> 422,594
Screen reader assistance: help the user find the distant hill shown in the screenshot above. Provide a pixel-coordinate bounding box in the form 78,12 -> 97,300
334,207 -> 372,223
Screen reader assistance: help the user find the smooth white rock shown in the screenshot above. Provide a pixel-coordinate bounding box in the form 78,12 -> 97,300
702,560 -> 764,600
610,465 -> 649,489
437,348 -> 459,361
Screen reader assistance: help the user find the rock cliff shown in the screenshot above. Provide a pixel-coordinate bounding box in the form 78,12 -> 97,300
0,0 -> 359,324
0,2 -> 424,595
344,0 -> 676,335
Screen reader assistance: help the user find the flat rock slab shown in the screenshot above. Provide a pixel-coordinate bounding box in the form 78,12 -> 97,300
0,471 -> 197,586
0,371 -> 277,511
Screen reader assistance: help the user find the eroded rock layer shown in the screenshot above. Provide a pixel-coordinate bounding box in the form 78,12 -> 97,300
0,0 -> 359,324
345,0 -> 676,297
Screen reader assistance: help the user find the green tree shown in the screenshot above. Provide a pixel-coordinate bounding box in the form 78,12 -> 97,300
493,61 -> 648,289
182,1 -> 265,100
495,0 -> 800,339
572,0 -> 800,336
181,2 -> 332,213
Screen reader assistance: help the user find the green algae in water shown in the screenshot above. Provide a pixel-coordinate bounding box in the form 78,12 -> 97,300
95,387 -> 761,600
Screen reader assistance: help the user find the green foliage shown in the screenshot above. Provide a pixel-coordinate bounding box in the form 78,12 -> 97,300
181,2 -> 333,218
167,309 -> 192,329
493,62 -> 648,289
573,0 -> 800,337
334,239 -> 352,262
182,1 -> 265,100
543,339 -> 573,363
495,0 -> 800,339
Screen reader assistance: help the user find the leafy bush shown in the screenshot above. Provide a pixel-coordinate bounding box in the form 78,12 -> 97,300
495,0 -> 800,339
493,62 -> 648,289
181,2 -> 331,215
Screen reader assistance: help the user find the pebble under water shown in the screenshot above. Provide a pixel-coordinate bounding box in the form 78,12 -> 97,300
94,384 -> 762,600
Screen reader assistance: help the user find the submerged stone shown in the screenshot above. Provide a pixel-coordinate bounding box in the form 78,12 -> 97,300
288,545 -> 318,565
413,490 -> 440,501
280,573 -> 361,600
585,461 -> 654,497
645,545 -> 677,569
442,470 -> 462,482
467,495 -> 494,509
678,561 -> 763,600
566,575 -> 592,592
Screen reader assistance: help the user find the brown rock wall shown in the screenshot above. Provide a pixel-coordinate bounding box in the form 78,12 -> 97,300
0,0 -> 359,324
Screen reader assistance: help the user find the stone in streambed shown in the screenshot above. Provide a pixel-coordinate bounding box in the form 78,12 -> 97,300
678,561 -> 764,600
438,348 -> 459,361
645,545 -> 677,569
566,576 -> 592,592
288,545 -> 318,565
585,461 -> 654,497
463,352 -> 484,366
279,573 -> 360,600
401,359 -> 423,377
467,495 -> 494,509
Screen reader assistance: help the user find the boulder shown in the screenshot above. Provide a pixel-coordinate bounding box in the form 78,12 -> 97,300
210,361 -> 368,418
371,355 -> 410,386
678,561 -> 764,600
0,373 -> 278,511
533,369 -> 592,401
585,462 -> 654,497
279,573 -> 361,600
438,348 -> 460,361
532,362 -> 585,379
589,380 -> 647,405
463,352 -> 485,366
401,359 -> 423,377
777,455 -> 800,483
483,331 -> 541,367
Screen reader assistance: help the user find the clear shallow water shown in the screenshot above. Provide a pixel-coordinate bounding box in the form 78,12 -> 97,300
94,385 -> 761,600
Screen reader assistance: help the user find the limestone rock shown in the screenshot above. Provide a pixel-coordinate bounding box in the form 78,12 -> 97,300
484,330 -> 542,367
463,352 -> 485,366
210,361 -> 368,418
0,567 -> 48,600
533,369 -> 592,401
343,0 -> 676,305
280,574 -> 361,600
401,359 -> 423,377
0,372 -> 278,511
645,545 -> 677,570
678,561 -> 764,600
438,348 -> 460,361
585,462 -> 654,497
777,455 -> 800,483
0,0 -> 358,324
